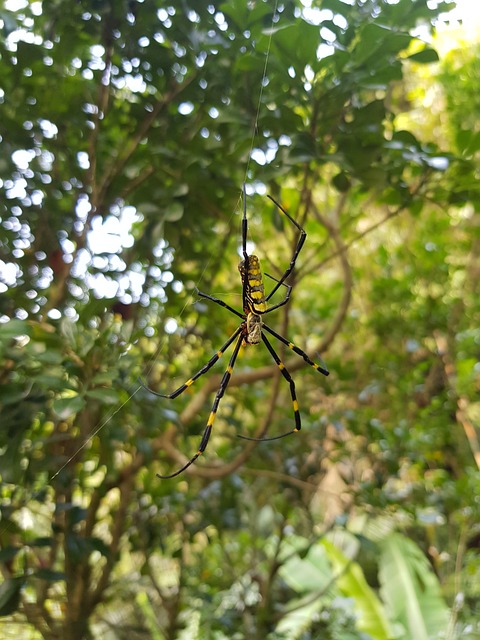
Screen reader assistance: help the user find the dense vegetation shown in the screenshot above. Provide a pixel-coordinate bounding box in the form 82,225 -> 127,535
1,0 -> 479,638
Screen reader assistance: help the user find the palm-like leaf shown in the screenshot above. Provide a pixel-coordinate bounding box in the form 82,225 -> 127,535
379,533 -> 450,640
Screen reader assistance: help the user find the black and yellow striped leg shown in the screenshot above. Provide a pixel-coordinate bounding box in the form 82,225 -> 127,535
238,333 -> 301,442
265,194 -> 306,302
139,326 -> 243,399
196,288 -> 244,320
262,323 -> 330,377
157,334 -> 244,478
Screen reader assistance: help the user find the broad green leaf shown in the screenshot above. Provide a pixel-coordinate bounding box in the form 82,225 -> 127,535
322,539 -> 393,640
462,131 -> 480,156
352,24 -> 411,66
0,319 -> 31,340
33,374 -> 70,390
408,48 -> 439,64
85,387 -> 120,404
275,596 -> 325,638
279,543 -> 331,593
52,394 -> 86,419
378,534 -> 450,640
35,349 -> 64,365
0,10 -> 18,36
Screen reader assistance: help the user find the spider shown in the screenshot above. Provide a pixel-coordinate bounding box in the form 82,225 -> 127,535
141,185 -> 329,478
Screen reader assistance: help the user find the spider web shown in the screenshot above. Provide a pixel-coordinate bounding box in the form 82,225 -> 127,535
48,0 -> 281,483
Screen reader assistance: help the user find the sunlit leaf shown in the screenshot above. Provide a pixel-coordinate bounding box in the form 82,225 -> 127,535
85,387 -> 120,404
379,534 -> 450,640
52,395 -> 86,419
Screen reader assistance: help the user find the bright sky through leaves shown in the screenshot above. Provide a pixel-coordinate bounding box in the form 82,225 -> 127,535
1,0 -> 479,303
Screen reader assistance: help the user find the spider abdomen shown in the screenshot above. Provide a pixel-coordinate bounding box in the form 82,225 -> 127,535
239,254 -> 267,314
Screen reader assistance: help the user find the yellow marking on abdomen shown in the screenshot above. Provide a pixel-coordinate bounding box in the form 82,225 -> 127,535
240,254 -> 268,314
186,379 -> 194,387
207,411 -> 216,427
293,400 -> 299,411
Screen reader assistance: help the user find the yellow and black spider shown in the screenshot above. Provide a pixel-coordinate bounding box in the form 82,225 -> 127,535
141,185 -> 329,478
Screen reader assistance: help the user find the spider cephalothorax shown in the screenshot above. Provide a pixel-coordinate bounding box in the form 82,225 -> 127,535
245,311 -> 262,345
140,184 -> 329,478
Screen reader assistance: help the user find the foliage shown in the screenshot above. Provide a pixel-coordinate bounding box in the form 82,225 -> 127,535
0,0 -> 479,639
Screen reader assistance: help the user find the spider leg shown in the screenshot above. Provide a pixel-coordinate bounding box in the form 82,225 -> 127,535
242,183 -> 248,258
238,333 -> 299,442
195,288 -> 244,320
139,325 -> 243,399
263,272 -> 292,314
157,333 -> 244,478
265,194 -> 306,302
262,323 -> 330,376
241,183 -> 250,311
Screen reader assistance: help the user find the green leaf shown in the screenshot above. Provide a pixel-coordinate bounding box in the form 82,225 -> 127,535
85,387 -> 119,405
0,546 -> 20,564
379,533 -> 450,640
164,202 -> 184,222
60,317 -> 77,344
88,537 -> 110,558
275,596 -> 326,638
289,132 -> 316,163
392,130 -> 421,146
34,569 -> 66,582
267,22 -> 321,71
408,48 -> 439,64
219,0 -> 248,29
0,577 -> 24,616
459,130 -> 480,156
32,374 -> 68,390
0,320 -> 32,340
352,24 -> 411,66
136,591 -> 164,640
279,543 -> 331,593
35,349 -> 64,365
0,10 -> 19,36
30,537 -> 54,547
322,539 -> 393,640
332,172 -> 351,192
52,394 -> 86,419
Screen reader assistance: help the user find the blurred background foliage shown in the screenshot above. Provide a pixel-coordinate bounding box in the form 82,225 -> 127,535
0,0 -> 480,638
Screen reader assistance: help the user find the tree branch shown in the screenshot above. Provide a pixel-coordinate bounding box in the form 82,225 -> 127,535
89,473 -> 134,610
